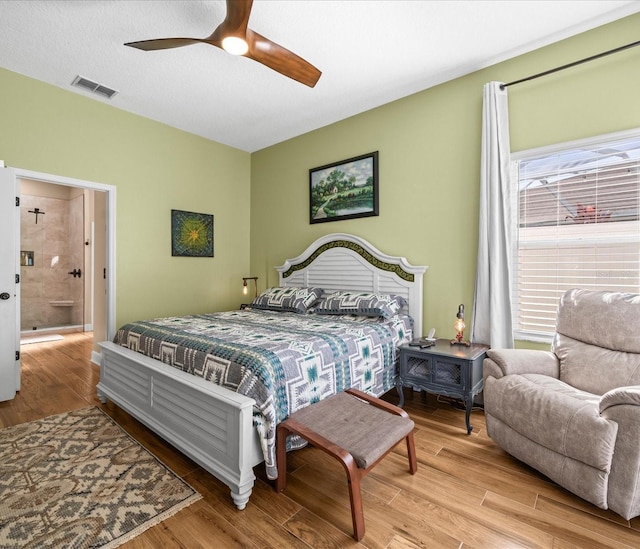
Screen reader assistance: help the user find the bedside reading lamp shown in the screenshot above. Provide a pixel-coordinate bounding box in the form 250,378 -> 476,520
242,276 -> 259,300
451,304 -> 470,346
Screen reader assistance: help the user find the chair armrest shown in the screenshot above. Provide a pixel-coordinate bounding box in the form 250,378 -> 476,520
599,386 -> 640,520
484,349 -> 559,379
345,388 -> 410,419
600,386 -> 640,413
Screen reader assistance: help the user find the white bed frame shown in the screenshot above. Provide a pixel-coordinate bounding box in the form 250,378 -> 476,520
97,233 -> 426,509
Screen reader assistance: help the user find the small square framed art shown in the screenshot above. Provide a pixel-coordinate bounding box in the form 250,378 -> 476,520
171,209 -> 214,257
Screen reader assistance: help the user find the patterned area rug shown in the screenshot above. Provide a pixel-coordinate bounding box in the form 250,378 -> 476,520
0,407 -> 201,548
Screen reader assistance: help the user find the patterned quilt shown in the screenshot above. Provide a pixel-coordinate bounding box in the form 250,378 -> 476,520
113,309 -> 413,478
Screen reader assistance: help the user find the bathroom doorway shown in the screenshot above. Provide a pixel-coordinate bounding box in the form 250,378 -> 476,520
17,176 -> 110,353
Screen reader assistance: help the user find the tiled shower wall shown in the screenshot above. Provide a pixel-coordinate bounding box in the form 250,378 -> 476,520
20,194 -> 84,331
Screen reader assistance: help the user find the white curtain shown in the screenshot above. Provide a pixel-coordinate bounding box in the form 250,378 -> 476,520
471,81 -> 514,349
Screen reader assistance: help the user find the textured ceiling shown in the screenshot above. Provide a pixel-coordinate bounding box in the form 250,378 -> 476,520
0,1 -> 638,152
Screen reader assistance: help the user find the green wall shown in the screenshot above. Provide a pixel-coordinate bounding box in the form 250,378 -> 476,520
250,13 -> 640,347
0,68 -> 251,327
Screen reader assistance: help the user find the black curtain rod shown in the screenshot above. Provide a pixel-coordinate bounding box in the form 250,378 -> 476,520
500,38 -> 640,90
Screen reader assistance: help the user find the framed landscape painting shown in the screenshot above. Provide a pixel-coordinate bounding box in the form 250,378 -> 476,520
309,151 -> 379,224
171,209 -> 214,257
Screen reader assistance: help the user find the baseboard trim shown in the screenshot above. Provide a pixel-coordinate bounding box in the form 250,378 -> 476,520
91,350 -> 101,366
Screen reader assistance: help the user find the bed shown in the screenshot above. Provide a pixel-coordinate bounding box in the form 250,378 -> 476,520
97,233 -> 426,510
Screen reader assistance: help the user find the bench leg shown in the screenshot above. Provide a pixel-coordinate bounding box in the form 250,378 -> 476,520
275,423 -> 288,492
345,465 -> 365,541
407,431 -> 417,474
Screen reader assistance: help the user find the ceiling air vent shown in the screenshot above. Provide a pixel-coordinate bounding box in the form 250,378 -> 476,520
71,75 -> 118,100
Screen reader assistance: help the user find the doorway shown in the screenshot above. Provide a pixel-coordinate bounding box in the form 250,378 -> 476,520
14,167 -> 116,361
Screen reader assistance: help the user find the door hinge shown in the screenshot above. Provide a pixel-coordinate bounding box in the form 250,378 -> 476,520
16,196 -> 20,206
15,274 -> 20,284
15,351 -> 20,361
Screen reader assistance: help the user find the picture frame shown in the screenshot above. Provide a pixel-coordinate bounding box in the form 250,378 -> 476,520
171,209 -> 214,257
309,151 -> 379,224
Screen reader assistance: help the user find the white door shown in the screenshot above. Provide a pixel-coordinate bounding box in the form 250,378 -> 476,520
0,167 -> 19,401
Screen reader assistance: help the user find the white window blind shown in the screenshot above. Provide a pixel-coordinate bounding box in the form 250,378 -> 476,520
512,131 -> 640,341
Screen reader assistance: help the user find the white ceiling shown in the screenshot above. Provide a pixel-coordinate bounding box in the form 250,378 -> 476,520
1,1 -> 639,153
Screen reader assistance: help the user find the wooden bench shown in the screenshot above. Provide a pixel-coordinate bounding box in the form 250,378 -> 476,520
275,388 -> 417,541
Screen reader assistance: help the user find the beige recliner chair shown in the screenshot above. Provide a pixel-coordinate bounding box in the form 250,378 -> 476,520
483,288 -> 640,520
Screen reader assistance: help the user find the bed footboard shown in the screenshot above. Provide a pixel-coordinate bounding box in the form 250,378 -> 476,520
97,341 -> 263,510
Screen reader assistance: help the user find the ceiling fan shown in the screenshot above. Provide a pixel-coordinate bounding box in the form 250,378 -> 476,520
124,0 -> 321,88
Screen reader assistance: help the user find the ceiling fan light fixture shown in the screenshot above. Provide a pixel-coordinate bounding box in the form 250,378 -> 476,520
222,36 -> 249,55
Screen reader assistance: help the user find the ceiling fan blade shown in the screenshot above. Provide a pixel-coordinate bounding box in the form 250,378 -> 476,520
246,30 -> 321,88
125,38 -> 205,51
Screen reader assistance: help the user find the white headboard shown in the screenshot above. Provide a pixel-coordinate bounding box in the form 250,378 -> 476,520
276,233 -> 427,336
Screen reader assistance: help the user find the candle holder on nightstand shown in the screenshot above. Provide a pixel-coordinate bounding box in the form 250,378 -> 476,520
450,304 -> 470,347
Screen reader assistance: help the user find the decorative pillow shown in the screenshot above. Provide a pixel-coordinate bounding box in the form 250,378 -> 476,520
250,287 -> 324,314
313,291 -> 407,319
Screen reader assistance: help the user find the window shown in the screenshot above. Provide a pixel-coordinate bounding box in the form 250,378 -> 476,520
511,130 -> 640,342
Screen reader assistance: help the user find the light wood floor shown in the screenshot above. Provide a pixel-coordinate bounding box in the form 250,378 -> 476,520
3,332 -> 640,548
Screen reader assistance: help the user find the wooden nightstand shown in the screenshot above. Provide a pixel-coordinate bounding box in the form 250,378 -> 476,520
397,339 -> 489,434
